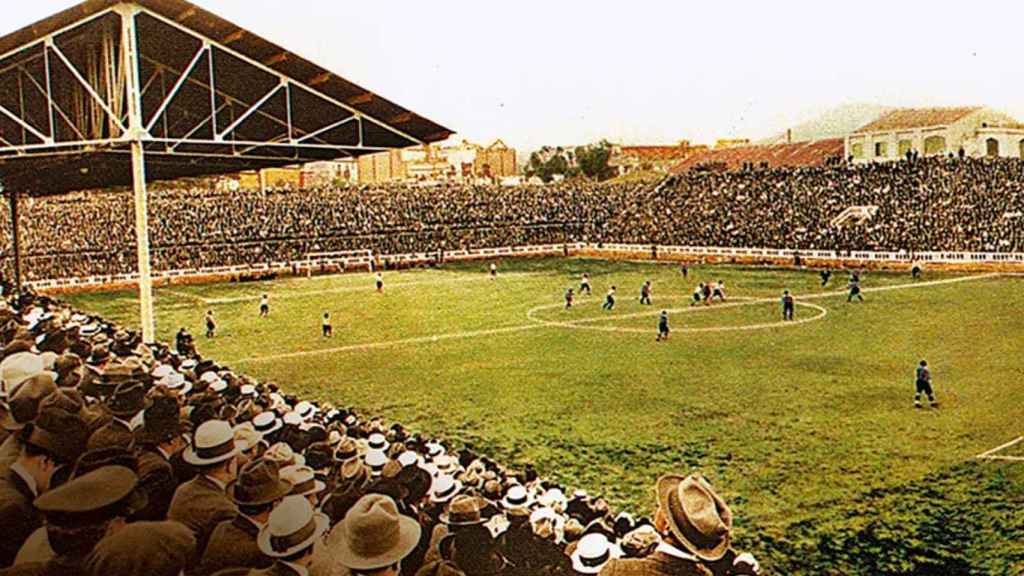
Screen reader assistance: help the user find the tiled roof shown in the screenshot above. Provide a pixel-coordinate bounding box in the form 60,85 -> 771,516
616,146 -> 692,161
670,139 -> 844,173
852,107 -> 981,134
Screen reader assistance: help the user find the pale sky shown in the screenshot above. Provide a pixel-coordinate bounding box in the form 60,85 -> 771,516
4,1 -> 1024,153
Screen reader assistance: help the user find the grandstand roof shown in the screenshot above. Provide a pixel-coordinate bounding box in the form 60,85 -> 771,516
670,138 -> 844,173
0,0 -> 454,195
852,107 -> 981,134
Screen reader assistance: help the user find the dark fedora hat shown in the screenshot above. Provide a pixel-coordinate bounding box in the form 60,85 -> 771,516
137,391 -> 182,445
35,465 -> 140,526
228,458 -> 293,506
106,381 -> 150,418
22,406 -> 90,464
1,372 -> 57,431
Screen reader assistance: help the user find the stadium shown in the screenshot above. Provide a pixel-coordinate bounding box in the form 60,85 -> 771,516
0,2 -> 1023,576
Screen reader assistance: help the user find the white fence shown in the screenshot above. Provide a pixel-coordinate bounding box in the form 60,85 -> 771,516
23,242 -> 1024,291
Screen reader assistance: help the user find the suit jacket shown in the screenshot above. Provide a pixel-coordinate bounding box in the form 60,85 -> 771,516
0,556 -> 86,576
598,552 -> 712,576
0,468 -> 41,568
198,515 -> 270,576
212,561 -> 305,576
133,448 -> 179,522
168,475 -> 238,559
0,435 -> 20,476
86,419 -> 134,451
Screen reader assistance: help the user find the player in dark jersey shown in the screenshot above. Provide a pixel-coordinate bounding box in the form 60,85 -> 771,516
565,288 -> 574,309
914,360 -> 937,408
847,272 -> 864,302
656,310 -> 670,341
640,281 -> 653,305
680,264 -> 688,278
781,290 -> 795,321
911,263 -> 922,280
322,313 -> 333,338
701,282 -> 712,305
205,310 -> 216,338
820,269 -> 832,287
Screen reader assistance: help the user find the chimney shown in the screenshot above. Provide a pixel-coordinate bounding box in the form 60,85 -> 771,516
786,129 -> 792,144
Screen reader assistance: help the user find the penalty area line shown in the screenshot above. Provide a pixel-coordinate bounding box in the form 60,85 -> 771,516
226,323 -> 548,364
976,435 -> 1024,460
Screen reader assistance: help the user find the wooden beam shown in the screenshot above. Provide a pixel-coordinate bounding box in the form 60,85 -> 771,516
308,72 -> 331,87
176,7 -> 197,21
346,93 -> 373,106
388,113 -> 413,125
263,53 -> 288,67
221,30 -> 245,45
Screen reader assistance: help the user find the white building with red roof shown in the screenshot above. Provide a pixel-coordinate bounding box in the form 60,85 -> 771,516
845,107 -> 1024,162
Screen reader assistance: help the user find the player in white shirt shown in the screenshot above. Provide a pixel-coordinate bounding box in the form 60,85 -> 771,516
580,273 -> 591,295
712,280 -> 726,302
259,294 -> 270,317
375,272 -> 384,293
602,286 -> 617,310
490,262 -> 498,278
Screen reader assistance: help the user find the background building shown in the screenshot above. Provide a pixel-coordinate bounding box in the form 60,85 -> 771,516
846,107 -> 1024,162
609,141 -> 705,175
357,138 -> 517,184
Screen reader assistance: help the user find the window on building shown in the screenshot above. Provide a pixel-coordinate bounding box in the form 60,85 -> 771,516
924,135 -> 946,156
898,140 -> 912,157
874,142 -> 887,157
986,138 -> 1000,157
851,143 -> 863,159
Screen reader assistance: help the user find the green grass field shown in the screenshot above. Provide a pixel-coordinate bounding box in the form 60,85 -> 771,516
63,257 -> 1024,574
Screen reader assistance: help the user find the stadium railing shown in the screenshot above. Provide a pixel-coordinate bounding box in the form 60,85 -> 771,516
22,243 -> 1024,292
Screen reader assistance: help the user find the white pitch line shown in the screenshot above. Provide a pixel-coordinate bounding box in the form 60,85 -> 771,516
976,435 -> 1024,459
227,323 -> 546,364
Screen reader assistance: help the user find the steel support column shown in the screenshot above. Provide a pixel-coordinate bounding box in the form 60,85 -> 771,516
8,189 -> 22,293
120,5 -> 156,342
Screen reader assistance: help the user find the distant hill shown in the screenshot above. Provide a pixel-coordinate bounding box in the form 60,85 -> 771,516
759,103 -> 892,144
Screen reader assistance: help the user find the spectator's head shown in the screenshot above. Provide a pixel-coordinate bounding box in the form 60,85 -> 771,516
654,473 -> 732,562
330,494 -> 422,576
183,419 -> 241,481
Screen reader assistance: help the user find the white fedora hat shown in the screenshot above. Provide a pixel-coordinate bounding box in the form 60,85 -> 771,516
257,495 -> 328,558
429,474 -> 462,504
570,533 -> 621,574
184,420 -> 241,466
501,484 -> 534,510
252,412 -> 283,436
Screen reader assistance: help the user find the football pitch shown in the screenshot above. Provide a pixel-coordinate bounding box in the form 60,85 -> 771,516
63,257 -> 1024,570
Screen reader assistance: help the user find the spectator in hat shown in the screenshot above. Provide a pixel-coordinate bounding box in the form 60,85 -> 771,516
571,533 -> 622,576
199,459 -> 293,576
424,495 -> 487,565
498,505 -> 570,576
330,494 -> 422,576
12,446 -> 143,566
0,373 -> 58,475
429,524 -> 512,576
6,466 -> 143,575
133,387 -> 186,521
168,420 -> 241,558
87,381 -> 149,451
0,405 -> 89,567
84,520 -> 196,576
597,473 -> 759,576
233,494 -> 329,576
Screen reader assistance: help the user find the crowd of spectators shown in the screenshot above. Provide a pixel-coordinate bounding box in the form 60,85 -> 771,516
2,156 -> 1024,281
0,288 -> 761,576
